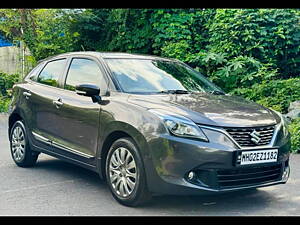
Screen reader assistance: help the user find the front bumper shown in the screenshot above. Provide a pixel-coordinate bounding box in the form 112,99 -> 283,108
145,132 -> 291,195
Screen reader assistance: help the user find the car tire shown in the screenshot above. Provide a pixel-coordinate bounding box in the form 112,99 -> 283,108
10,120 -> 39,167
105,137 -> 151,207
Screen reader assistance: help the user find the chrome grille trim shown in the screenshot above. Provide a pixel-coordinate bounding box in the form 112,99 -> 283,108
198,123 -> 281,150
225,126 -> 275,147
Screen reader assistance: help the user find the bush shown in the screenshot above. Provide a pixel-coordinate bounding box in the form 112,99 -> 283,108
0,72 -> 20,96
231,78 -> 300,113
289,119 -> 300,153
189,52 -> 279,92
207,9 -> 300,79
0,96 -> 11,113
0,72 -> 20,112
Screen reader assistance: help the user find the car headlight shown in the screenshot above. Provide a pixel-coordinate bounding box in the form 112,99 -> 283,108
271,109 -> 289,137
281,116 -> 289,137
281,115 -> 290,138
149,109 -> 209,142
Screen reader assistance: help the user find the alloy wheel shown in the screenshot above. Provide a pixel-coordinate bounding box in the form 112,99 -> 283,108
11,126 -> 26,162
108,147 -> 137,198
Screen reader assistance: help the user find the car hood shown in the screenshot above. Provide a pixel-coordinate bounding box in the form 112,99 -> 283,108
127,93 -> 281,127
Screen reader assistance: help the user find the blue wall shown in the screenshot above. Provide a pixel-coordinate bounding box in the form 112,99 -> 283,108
0,35 -> 13,47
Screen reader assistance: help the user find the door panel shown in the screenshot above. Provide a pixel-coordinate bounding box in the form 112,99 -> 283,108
29,83 -> 100,161
29,83 -> 64,147
50,89 -> 100,158
28,58 -> 67,146
49,57 -> 106,160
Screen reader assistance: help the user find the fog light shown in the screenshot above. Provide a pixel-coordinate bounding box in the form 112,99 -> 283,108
282,165 -> 290,181
188,171 -> 195,180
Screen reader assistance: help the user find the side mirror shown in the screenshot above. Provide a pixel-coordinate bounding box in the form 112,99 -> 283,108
75,84 -> 100,97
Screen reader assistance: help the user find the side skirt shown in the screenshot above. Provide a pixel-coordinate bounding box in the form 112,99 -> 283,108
29,132 -> 98,173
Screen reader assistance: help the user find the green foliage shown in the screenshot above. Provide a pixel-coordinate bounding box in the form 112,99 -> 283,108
231,78 -> 300,113
2,9 -> 299,80
105,9 -> 155,53
207,9 -> 300,78
0,9 -> 36,42
0,72 -> 20,96
151,9 -> 215,56
67,9 -> 112,51
151,9 -> 194,55
161,40 -> 192,61
190,52 -> 279,92
0,97 -> 10,113
149,9 -> 300,94
289,119 -> 300,153
0,9 -> 84,61
0,72 -> 20,112
29,9 -> 81,60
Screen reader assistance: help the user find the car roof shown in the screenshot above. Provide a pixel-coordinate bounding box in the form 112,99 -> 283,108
38,51 -> 176,63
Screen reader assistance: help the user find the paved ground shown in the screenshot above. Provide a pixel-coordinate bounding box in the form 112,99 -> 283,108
0,114 -> 300,216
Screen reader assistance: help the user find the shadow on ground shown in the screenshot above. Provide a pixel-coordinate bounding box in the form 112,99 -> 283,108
32,156 -> 277,215
33,157 -> 104,187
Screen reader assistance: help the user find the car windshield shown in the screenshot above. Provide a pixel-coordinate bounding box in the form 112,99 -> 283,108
105,58 -> 225,94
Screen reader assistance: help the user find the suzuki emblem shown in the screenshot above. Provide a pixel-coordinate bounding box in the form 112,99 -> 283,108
250,130 -> 261,144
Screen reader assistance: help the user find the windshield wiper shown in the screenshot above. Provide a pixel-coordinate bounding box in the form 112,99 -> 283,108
209,90 -> 225,95
158,89 -> 190,94
157,89 -> 225,95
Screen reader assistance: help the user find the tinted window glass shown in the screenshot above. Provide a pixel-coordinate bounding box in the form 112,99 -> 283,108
37,59 -> 66,87
65,58 -> 105,92
27,63 -> 44,81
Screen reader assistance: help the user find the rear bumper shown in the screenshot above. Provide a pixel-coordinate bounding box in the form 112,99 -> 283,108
144,133 -> 291,195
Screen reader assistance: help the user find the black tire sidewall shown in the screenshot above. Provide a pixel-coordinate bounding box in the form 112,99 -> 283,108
10,120 -> 37,167
105,137 -> 148,206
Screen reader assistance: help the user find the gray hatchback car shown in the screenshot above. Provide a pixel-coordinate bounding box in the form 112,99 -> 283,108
8,52 -> 290,206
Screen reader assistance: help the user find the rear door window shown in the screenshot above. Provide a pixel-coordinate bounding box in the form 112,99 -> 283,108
37,59 -> 66,87
27,63 -> 44,82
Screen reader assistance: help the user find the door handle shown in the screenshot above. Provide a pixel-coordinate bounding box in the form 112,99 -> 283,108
53,98 -> 63,108
23,91 -> 31,99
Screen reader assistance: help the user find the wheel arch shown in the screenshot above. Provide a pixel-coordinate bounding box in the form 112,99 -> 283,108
8,111 -> 23,140
97,122 -> 152,180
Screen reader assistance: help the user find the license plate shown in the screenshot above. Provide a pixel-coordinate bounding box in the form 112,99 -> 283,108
239,149 -> 278,165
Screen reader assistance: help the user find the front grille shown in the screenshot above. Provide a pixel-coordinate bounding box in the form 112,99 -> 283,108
225,126 -> 275,147
217,164 -> 282,189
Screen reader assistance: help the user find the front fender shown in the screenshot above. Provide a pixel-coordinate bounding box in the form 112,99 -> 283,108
96,95 -> 165,184
99,120 -> 152,159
